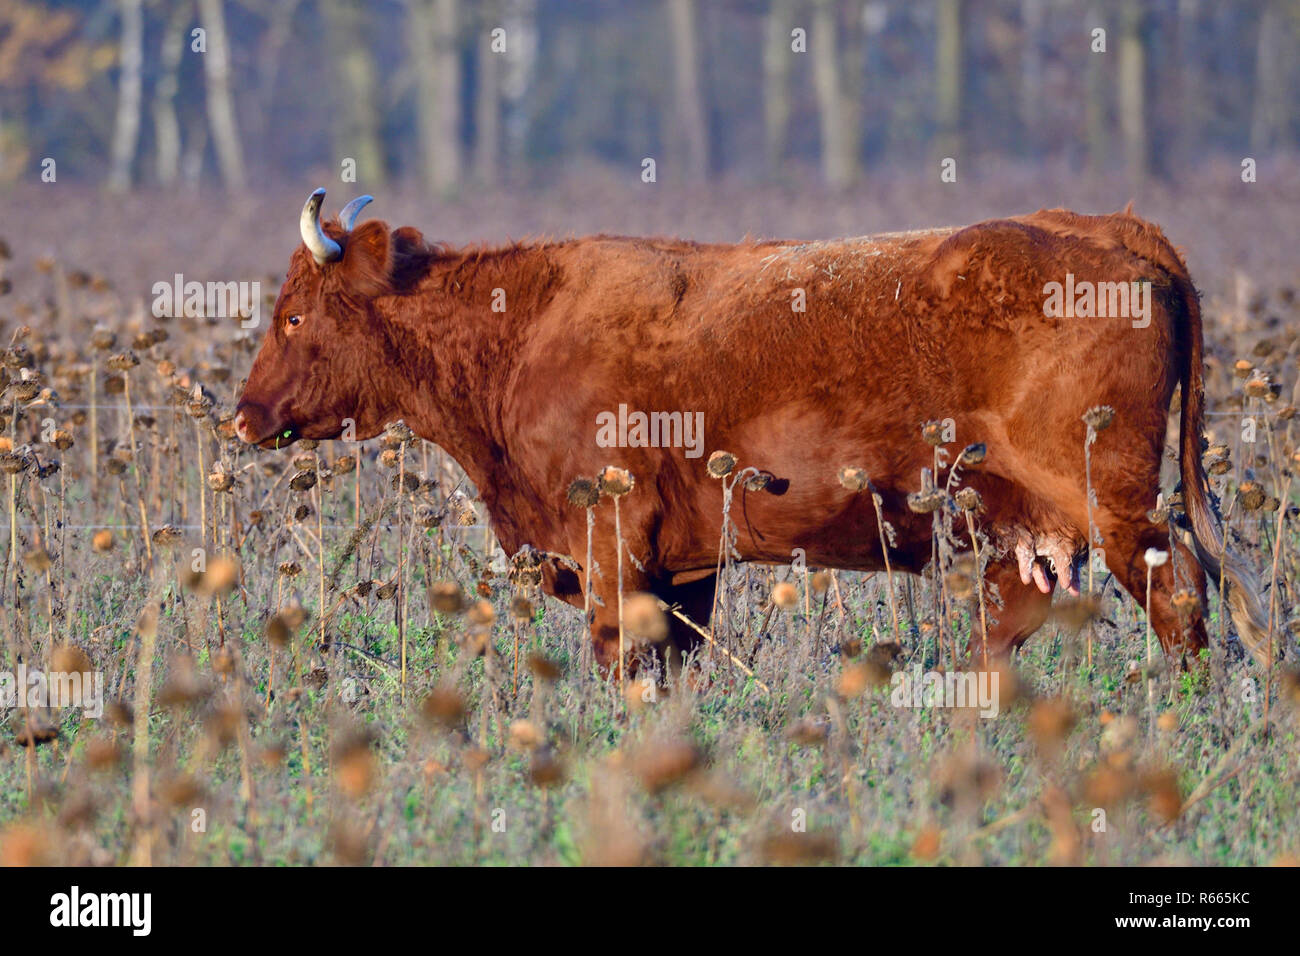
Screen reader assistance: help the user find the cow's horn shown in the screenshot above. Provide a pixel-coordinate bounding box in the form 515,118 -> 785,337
300,188 -> 341,266
339,195 -> 374,232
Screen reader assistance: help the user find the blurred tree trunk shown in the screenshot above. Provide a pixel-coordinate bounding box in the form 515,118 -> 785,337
812,0 -> 856,188
1020,0 -> 1043,156
250,0 -> 301,178
107,0 -> 143,192
762,0 -> 794,176
152,0 -> 190,186
1085,4 -> 1108,176
934,0 -> 962,161
500,0 -> 537,176
1117,2 -> 1147,183
839,1 -> 863,175
475,0 -> 501,185
409,0 -> 461,196
197,0 -> 246,188
181,112 -> 208,184
1177,0 -> 1201,166
1250,0 -> 1287,153
323,0 -> 386,185
667,0 -> 709,181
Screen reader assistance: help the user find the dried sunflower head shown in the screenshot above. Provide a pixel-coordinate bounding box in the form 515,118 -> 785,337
598,466 -> 634,496
706,450 -> 737,478
1082,405 -> 1115,431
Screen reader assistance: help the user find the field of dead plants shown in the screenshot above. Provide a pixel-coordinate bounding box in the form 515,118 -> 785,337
0,168 -> 1298,866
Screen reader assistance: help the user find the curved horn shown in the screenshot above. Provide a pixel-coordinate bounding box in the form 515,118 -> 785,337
339,195 -> 374,232
299,188 -> 341,266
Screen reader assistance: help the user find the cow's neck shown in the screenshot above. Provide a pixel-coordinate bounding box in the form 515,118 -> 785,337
377,244 -> 555,543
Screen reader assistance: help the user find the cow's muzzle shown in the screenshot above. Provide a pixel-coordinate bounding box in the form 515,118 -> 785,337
234,404 -> 296,449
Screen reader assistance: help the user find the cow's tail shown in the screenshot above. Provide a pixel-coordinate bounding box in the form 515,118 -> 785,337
1174,271 -> 1272,665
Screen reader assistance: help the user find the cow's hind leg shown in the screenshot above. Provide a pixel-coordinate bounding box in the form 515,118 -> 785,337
1098,515 -> 1208,663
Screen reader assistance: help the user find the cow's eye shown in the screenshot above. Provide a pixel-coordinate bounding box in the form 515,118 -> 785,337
288,315 -> 302,327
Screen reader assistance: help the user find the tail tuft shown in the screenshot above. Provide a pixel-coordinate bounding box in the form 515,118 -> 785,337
1186,527 -> 1273,666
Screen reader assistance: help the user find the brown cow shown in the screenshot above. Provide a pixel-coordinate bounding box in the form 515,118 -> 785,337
235,189 -> 1270,673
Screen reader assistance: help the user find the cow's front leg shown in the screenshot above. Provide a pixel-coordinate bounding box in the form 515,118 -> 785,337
577,537 -> 655,681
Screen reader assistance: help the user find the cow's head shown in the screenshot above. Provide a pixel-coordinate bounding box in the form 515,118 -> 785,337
235,188 -> 398,448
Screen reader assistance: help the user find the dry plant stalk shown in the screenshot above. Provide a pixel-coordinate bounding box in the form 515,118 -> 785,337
130,601 -> 159,866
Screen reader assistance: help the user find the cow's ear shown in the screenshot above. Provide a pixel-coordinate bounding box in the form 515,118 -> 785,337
337,220 -> 392,298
